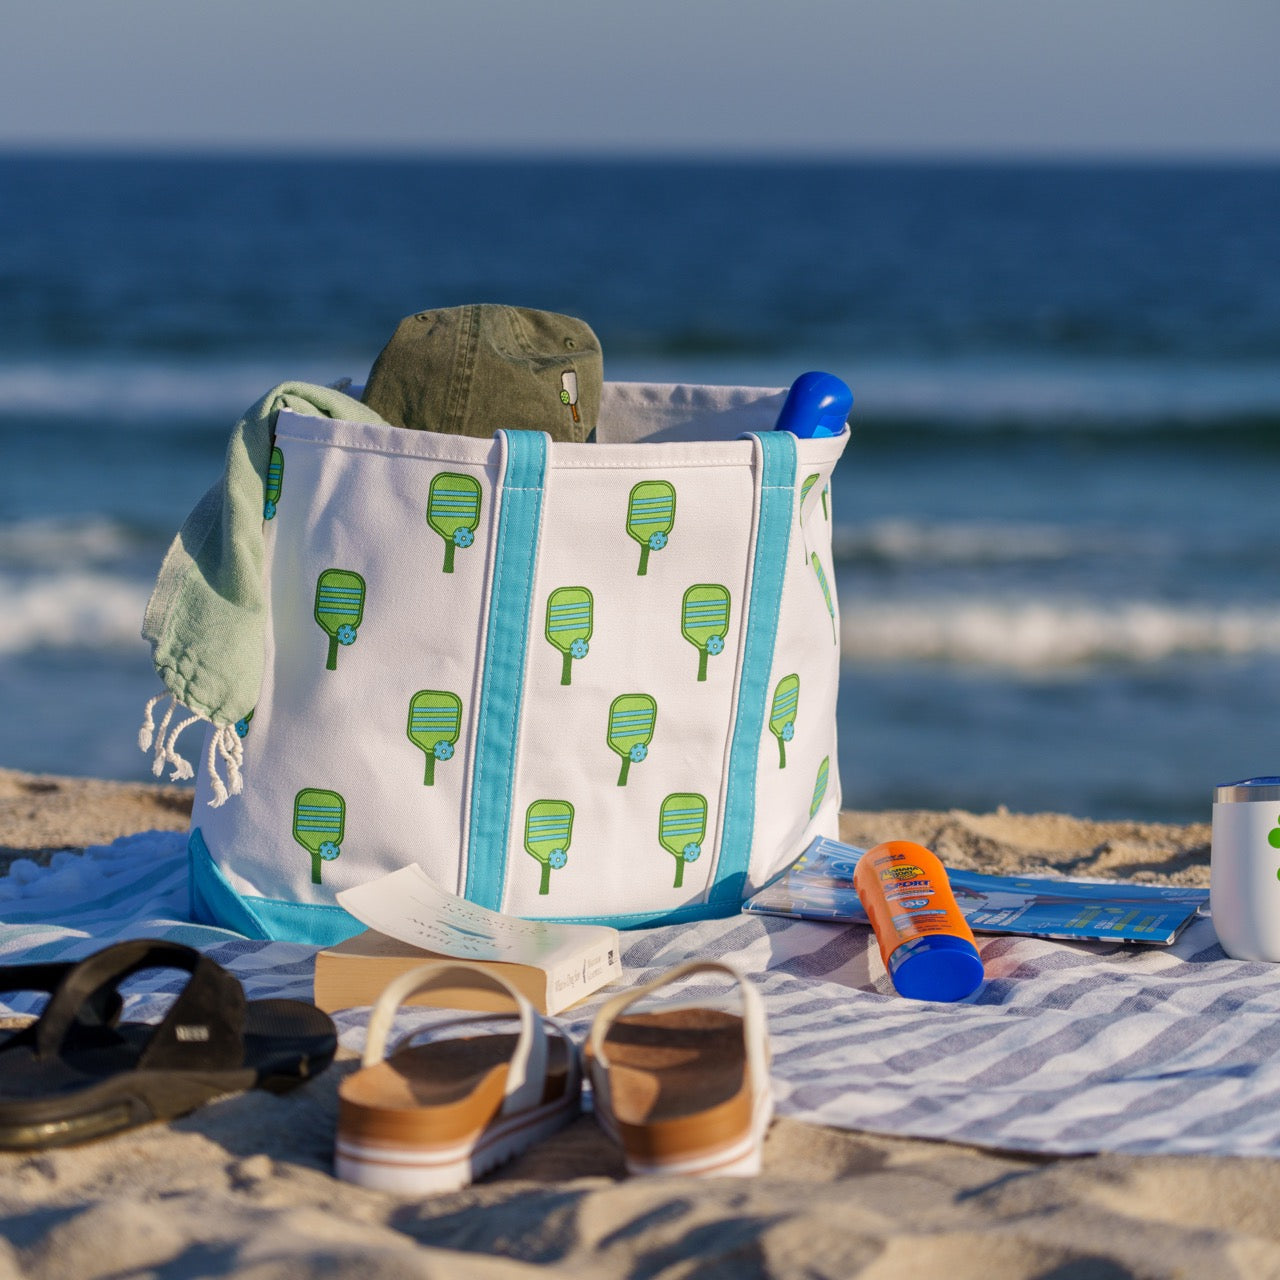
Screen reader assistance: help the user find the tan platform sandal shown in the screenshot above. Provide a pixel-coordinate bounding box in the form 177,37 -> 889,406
586,959 -> 773,1178
335,962 -> 580,1193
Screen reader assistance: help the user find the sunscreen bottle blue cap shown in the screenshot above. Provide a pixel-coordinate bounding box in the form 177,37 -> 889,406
774,371 -> 853,438
887,933 -> 985,1002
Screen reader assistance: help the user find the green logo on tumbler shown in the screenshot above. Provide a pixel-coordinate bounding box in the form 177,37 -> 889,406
427,472 -> 482,573
407,690 -> 462,785
293,788 -> 345,886
607,694 -> 657,786
525,800 -> 574,896
546,586 -> 593,685
681,584 -> 731,681
314,569 -> 365,671
659,793 -> 707,890
626,481 -> 676,575
1269,816 -> 1280,849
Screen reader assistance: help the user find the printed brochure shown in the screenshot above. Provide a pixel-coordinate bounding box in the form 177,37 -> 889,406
744,837 -> 1208,945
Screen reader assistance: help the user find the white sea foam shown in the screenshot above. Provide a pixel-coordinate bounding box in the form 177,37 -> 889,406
0,570 -> 150,656
1,354 -> 1276,425
832,519 -> 1161,566
0,357 -> 346,419
0,516 -> 141,568
842,597 -> 1280,669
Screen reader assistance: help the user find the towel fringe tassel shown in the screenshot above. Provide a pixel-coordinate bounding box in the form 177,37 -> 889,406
137,693 -> 245,808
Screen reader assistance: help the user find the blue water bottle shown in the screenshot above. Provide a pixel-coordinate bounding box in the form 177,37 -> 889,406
774,371 -> 853,439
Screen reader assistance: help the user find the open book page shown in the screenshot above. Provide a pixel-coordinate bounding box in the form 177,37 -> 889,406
336,865 -> 617,967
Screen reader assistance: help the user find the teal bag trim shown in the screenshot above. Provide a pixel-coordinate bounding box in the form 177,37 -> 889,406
189,827 -> 364,947
709,430 -> 797,908
464,429 -> 549,910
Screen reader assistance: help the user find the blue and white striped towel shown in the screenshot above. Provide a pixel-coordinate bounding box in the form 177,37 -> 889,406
1,831 -> 1272,1159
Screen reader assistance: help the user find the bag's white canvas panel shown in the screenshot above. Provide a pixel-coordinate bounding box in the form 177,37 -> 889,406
196,416 -> 502,900
193,387 -> 847,933
504,446 -> 759,917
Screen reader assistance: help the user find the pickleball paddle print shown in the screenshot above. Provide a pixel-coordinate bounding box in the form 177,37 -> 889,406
546,587 -> 593,685
314,569 -> 365,671
427,472 -> 482,573
293,788 -> 345,886
659,793 -> 707,890
264,446 -> 283,520
769,674 -> 800,768
525,800 -> 574,896
810,757 -> 830,819
810,552 -> 837,643
681,584 -> 731,681
407,690 -> 462,785
626,480 -> 676,575
607,694 -> 657,786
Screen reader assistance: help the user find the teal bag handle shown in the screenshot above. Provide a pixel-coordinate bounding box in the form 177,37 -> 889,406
465,429 -> 550,910
708,429 -> 797,908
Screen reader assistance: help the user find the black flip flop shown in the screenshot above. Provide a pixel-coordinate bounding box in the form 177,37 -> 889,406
0,962 -> 123,1052
0,940 -> 337,1150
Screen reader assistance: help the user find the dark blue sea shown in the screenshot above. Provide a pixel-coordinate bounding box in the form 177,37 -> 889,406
2,155 -> 1278,823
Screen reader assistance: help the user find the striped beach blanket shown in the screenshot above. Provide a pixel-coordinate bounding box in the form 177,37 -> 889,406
1,831 -> 1273,1159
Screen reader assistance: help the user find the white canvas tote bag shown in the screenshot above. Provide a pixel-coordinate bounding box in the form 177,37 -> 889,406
188,382 -> 847,943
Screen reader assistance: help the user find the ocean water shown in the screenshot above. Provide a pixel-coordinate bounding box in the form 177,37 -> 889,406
1,155 -> 1277,823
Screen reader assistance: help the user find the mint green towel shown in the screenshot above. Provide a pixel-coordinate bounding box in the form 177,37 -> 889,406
140,382 -> 390,800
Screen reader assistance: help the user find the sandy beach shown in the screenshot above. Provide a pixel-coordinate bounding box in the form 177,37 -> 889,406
2,767 -> 1277,1279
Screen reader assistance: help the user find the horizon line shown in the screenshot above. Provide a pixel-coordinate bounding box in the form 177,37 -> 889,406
1,141 -> 1278,169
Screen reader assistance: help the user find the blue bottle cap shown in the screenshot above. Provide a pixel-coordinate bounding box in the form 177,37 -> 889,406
887,933 -> 984,1002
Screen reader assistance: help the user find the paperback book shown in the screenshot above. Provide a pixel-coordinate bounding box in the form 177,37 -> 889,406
313,865 -> 622,1014
743,837 -> 1208,945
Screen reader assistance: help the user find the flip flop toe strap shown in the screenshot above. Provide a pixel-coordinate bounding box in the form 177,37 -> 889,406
34,940 -> 247,1071
360,962 -> 553,1116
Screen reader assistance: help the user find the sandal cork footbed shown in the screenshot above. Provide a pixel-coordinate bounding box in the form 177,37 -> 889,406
334,962 -> 581,1193
586,961 -> 773,1178
338,1032 -> 576,1147
590,1010 -> 754,1164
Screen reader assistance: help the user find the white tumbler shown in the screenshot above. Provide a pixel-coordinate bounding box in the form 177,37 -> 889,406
1211,777 -> 1280,961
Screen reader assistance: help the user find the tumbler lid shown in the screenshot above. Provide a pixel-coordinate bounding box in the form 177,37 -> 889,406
1215,777 -> 1280,803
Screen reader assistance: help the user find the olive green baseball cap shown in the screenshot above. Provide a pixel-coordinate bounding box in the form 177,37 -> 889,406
361,303 -> 602,443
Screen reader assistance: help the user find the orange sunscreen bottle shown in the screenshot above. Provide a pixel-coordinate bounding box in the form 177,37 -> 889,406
853,840 -> 984,1002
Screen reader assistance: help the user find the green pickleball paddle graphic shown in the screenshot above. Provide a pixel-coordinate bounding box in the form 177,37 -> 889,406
293,788 -> 345,886
525,800 -> 574,896
681,584 -> 731,681
626,481 -> 676,575
810,552 -> 836,643
546,586 -> 593,685
407,690 -> 462,785
659,793 -> 707,890
264,446 -> 283,520
608,694 -> 657,786
769,674 -> 800,768
427,472 -> 482,573
314,569 -> 365,671
1269,817 -> 1280,850
800,473 -> 819,521
810,757 -> 830,819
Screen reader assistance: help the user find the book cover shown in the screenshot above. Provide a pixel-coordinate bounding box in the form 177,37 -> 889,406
314,865 -> 622,1014
744,837 -> 1209,946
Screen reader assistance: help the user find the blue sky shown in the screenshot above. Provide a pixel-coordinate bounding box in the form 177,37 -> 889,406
4,1 -> 1277,158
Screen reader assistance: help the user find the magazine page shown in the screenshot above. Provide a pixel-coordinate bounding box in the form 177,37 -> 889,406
744,837 -> 1208,945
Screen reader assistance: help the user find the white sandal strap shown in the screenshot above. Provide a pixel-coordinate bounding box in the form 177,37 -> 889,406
360,961 -> 549,1116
